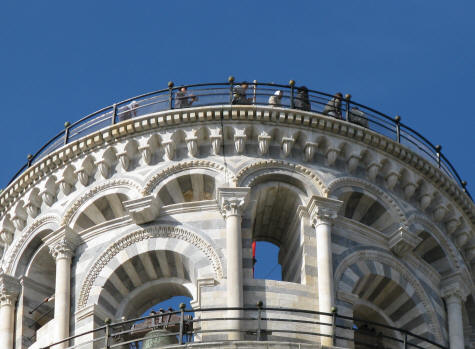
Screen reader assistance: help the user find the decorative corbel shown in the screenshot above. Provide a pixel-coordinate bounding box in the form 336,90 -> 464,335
234,128 -> 247,154
388,226 -> 422,257
123,196 -> 160,224
281,137 -> 295,158
257,131 -> 272,155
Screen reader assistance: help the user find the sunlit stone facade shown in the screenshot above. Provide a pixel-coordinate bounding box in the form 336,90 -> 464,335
0,102 -> 473,349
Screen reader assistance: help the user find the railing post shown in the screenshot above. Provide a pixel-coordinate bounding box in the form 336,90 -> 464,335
179,303 -> 185,344
104,317 -> 111,349
253,79 -> 257,105
331,307 -> 337,346
64,122 -> 70,145
395,115 -> 401,143
228,76 -> 235,104
168,81 -> 174,109
435,145 -> 442,168
27,154 -> 33,168
331,306 -> 337,346
256,301 -> 263,341
289,80 -> 295,109
111,104 -> 117,125
403,331 -> 408,349
345,94 -> 351,121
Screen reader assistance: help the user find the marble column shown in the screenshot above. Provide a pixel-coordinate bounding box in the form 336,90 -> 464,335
46,227 -> 81,349
217,187 -> 250,341
441,273 -> 469,349
0,274 -> 20,349
308,196 -> 342,347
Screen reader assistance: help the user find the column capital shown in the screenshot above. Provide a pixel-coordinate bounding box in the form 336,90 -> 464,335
0,273 -> 20,306
44,226 -> 81,261
123,195 -> 159,224
440,272 -> 470,302
217,187 -> 250,218
307,196 -> 343,227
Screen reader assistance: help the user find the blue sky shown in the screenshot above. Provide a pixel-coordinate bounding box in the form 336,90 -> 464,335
1,1 -> 473,193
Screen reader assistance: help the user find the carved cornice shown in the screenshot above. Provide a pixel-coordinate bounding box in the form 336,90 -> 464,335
0,273 -> 20,306
77,225 -> 224,310
217,187 -> 250,217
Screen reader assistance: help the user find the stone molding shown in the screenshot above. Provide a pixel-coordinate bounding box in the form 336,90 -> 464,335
142,160 -> 227,195
333,249 -> 444,344
388,226 -> 422,257
440,272 -> 470,302
326,176 -> 409,227
76,225 -> 224,310
123,195 -> 159,224
0,105 -> 471,228
1,215 -> 60,274
307,196 -> 343,227
235,159 -> 326,196
44,226 -> 82,261
217,187 -> 251,217
61,178 -> 141,226
0,273 -> 20,306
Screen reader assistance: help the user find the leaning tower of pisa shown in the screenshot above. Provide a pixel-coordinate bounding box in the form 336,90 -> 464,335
0,79 -> 473,349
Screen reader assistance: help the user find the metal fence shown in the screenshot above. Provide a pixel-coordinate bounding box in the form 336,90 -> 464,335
8,79 -> 471,200
39,303 -> 447,349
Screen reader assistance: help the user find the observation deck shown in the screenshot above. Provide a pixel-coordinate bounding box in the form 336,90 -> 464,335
5,79 -> 471,201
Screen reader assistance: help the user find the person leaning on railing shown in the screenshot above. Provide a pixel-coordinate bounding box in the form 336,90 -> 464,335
294,86 -> 310,111
175,87 -> 198,109
232,82 -> 252,105
322,92 -> 343,119
119,100 -> 139,121
268,90 -> 283,107
348,106 -> 369,128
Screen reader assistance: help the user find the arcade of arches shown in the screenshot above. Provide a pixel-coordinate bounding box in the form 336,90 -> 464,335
0,171 -> 471,349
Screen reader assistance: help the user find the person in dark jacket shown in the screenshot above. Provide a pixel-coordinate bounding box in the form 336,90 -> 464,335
323,92 -> 343,119
232,82 -> 252,105
294,86 -> 310,111
175,87 -> 197,109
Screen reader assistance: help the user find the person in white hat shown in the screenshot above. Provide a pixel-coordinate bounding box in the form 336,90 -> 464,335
268,90 -> 283,107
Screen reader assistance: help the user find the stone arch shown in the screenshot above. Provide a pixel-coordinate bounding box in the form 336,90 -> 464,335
408,213 -> 461,274
77,224 -> 223,310
61,178 -> 142,226
235,159 -> 327,196
142,160 -> 228,196
334,249 -> 444,345
327,177 -> 408,233
154,170 -> 220,205
3,214 -> 60,275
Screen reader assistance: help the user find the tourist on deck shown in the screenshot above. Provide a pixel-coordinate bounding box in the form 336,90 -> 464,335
294,86 -> 310,111
268,90 -> 283,107
175,87 -> 197,109
119,100 -> 139,121
323,92 -> 343,119
232,82 -> 252,105
349,106 -> 369,128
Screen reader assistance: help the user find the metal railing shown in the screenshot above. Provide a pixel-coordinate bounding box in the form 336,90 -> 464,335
39,303 -> 447,349
8,79 -> 471,200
